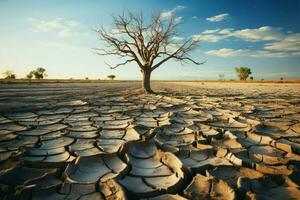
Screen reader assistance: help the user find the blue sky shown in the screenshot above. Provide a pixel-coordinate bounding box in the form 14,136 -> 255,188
0,0 -> 299,80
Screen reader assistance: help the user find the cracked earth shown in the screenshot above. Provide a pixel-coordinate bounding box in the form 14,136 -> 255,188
0,82 -> 300,200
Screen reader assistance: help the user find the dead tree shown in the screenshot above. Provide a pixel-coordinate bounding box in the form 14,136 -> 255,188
95,11 -> 204,94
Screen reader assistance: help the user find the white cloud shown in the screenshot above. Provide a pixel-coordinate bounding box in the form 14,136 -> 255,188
206,13 -> 229,22
27,17 -> 88,37
198,27 -> 300,58
195,26 -> 300,56
160,5 -> 186,19
232,26 -> 284,41
205,48 -> 248,57
175,5 -> 186,10
193,28 -> 233,42
219,28 -> 234,34
250,50 -> 300,58
27,18 -> 64,32
192,16 -> 198,20
175,16 -> 183,23
205,48 -> 300,58
194,26 -> 286,43
193,33 -> 228,42
202,29 -> 220,34
160,11 -> 173,19
264,33 -> 300,51
172,36 -> 184,41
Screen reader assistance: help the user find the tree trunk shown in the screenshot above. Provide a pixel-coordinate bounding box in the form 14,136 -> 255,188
142,69 -> 154,94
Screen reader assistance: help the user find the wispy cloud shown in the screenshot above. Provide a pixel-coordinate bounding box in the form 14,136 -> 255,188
202,29 -> 220,34
264,33 -> 300,51
233,26 -> 284,41
174,16 -> 183,23
205,48 -> 248,57
206,13 -> 229,22
193,26 -> 300,57
205,48 -> 300,58
194,26 -> 284,42
218,28 -> 234,34
172,36 -> 184,41
160,5 -> 185,19
191,16 -> 199,20
27,17 -> 88,37
193,33 -> 227,43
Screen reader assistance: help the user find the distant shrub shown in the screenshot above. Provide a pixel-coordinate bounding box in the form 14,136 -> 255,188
27,71 -> 34,79
107,74 -> 116,80
28,67 -> 47,79
3,70 -> 16,79
235,67 -> 252,80
250,76 -> 254,80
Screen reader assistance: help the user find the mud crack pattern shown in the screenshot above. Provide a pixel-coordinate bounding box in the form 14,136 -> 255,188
0,82 -> 300,200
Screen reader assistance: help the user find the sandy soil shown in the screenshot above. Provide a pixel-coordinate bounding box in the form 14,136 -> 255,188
0,82 -> 299,200
167,81 -> 300,95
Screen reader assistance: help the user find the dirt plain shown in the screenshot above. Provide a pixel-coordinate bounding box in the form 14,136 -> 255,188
0,82 -> 300,200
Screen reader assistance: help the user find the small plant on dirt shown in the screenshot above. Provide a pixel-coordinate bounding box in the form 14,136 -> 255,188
107,74 -> 116,80
235,67 -> 252,80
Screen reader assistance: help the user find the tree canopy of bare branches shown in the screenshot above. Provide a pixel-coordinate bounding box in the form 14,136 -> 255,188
95,11 -> 205,93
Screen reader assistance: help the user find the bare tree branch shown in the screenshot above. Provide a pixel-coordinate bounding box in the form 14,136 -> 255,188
104,59 -> 135,69
95,11 -> 204,72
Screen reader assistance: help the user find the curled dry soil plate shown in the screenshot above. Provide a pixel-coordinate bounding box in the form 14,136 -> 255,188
0,84 -> 300,200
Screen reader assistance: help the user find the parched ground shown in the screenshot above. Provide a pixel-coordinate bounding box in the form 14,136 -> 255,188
0,82 -> 300,200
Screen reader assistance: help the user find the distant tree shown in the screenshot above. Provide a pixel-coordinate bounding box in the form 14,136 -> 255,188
261,78 -> 264,81
280,77 -> 283,80
32,67 -> 47,79
235,67 -> 252,80
250,76 -> 254,81
218,74 -> 225,81
107,74 -> 116,80
85,77 -> 89,80
26,71 -> 34,79
3,70 -> 16,79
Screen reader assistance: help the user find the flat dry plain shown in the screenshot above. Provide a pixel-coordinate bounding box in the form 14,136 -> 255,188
0,82 -> 300,200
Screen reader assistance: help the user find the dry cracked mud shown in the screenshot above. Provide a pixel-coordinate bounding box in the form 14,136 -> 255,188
0,82 -> 300,200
